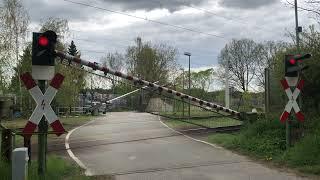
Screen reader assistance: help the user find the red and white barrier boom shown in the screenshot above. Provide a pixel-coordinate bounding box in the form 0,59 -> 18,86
55,51 -> 240,118
20,72 -> 65,138
280,78 -> 304,123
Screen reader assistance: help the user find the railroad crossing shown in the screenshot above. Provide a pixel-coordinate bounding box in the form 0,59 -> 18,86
65,112 -> 305,179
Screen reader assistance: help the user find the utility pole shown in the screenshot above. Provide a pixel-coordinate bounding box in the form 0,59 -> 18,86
295,0 -> 300,52
188,56 -> 191,119
264,68 -> 270,116
91,75 -> 93,105
225,61 -> 230,109
294,0 -> 303,148
181,68 -> 185,117
38,80 -> 48,176
184,52 -> 191,120
294,0 -> 303,109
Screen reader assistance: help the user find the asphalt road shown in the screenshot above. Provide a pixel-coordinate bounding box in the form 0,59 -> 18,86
67,112 -> 307,180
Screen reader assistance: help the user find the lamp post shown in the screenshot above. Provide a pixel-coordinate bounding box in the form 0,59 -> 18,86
184,52 -> 191,119
225,61 -> 230,109
180,68 -> 185,117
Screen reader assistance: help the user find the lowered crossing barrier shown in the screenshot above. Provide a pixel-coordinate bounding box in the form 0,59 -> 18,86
55,50 -> 241,119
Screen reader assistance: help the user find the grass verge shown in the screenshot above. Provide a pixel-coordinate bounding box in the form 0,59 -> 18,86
1,155 -> 95,180
0,115 -> 97,153
207,116 -> 320,175
161,110 -> 242,130
1,115 -> 95,130
164,117 -> 242,129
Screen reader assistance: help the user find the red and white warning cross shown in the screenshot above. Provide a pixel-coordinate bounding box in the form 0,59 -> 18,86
280,78 -> 304,123
20,72 -> 65,138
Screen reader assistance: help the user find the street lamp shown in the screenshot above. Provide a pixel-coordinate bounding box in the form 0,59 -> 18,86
225,61 -> 230,109
184,52 -> 191,119
180,68 -> 185,117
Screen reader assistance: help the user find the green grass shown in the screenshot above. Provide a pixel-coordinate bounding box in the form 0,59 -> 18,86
207,116 -> 320,175
282,132 -> 320,174
1,115 -> 94,130
161,110 -> 242,129
1,155 -> 93,180
207,133 -> 238,149
161,110 -> 228,117
164,117 -> 242,129
1,115 -> 96,151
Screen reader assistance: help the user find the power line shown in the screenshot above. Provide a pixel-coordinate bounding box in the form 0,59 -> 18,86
71,37 -> 218,57
70,29 -> 219,55
182,4 -> 274,32
28,27 -> 219,57
26,30 -> 219,60
80,49 -> 107,54
148,0 -> 260,28
69,29 -> 134,44
71,37 -> 129,49
62,0 -> 228,40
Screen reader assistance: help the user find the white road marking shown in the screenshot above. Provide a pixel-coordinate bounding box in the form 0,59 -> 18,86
158,116 -> 223,149
65,118 -> 97,176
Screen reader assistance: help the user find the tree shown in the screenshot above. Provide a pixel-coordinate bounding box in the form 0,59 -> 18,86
177,68 -> 215,99
0,0 -> 29,99
255,41 -> 288,88
218,39 -> 262,92
101,52 -> 124,72
101,52 -> 125,92
191,68 -> 215,91
68,40 -> 79,56
40,17 -> 69,42
126,37 -> 178,84
39,18 -> 86,109
9,44 -> 33,115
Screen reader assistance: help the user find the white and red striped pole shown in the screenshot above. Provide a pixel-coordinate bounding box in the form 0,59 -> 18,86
55,51 -> 240,118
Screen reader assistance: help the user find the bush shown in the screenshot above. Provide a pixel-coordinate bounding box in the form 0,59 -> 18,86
235,118 -> 286,158
208,115 -> 320,175
284,132 -> 320,167
0,155 -> 89,180
0,159 -> 10,180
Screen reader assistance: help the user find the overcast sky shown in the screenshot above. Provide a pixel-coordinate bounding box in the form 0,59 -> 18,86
22,0 -> 318,71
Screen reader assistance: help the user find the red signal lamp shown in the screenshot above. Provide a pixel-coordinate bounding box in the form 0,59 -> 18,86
289,59 -> 296,65
38,36 -> 49,46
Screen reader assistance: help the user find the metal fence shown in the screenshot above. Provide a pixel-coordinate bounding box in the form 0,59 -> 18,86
56,106 -> 88,116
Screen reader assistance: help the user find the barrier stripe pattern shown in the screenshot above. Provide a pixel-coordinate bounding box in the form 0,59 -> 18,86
55,51 -> 240,118
280,78 -> 304,123
20,72 -> 66,138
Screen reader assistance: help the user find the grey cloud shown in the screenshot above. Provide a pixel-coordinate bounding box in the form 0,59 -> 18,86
23,0 -> 312,68
23,0 -> 206,26
219,0 -> 277,9
99,0 -> 206,12
23,0 -> 103,23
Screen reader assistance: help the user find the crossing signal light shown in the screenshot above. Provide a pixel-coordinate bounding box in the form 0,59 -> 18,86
285,54 -> 311,77
38,36 -> 49,46
289,58 -> 296,65
32,30 -> 57,66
